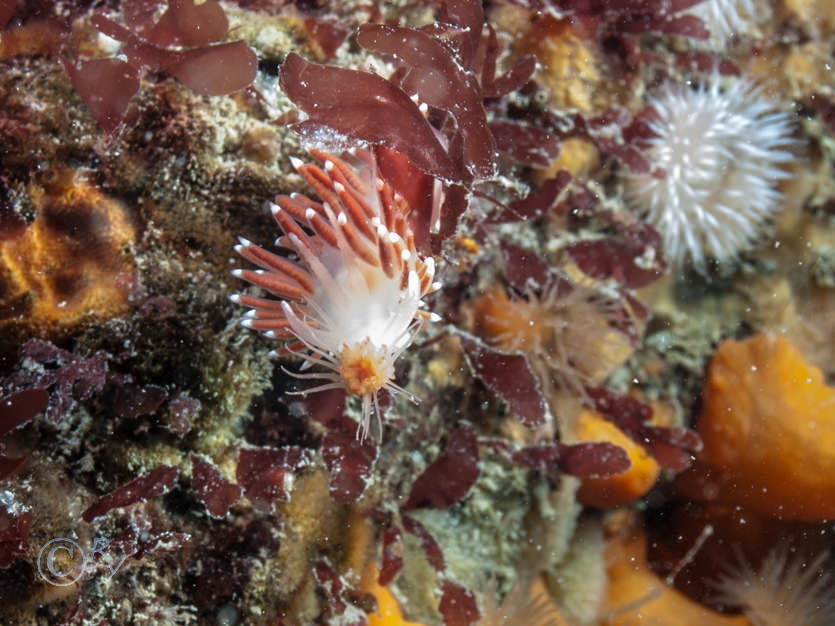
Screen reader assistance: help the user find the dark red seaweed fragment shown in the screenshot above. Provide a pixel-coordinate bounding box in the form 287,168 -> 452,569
484,54 -> 536,99
72,1 -> 256,132
236,446 -> 314,511
314,559 -> 347,616
403,427 -> 479,511
511,444 -> 561,473
588,387 -> 701,471
488,171 -> 572,224
279,53 -> 462,182
402,516 -> 445,572
82,465 -> 179,522
321,415 -> 378,504
379,523 -> 404,586
459,334 -> 547,427
114,383 -> 167,419
62,58 -> 140,133
166,395 -> 199,436
0,505 -> 30,568
499,240 -> 552,291
357,23 -> 497,180
512,442 -> 630,478
304,17 -> 348,61
567,237 -> 663,288
1,1 -> 14,30
190,455 -> 242,518
303,387 -> 347,428
5,339 -> 118,423
313,559 -> 372,623
0,388 -> 48,479
135,0 -> 229,48
438,0 -> 484,65
0,388 -> 47,437
167,41 -> 258,96
809,93 -> 835,134
567,208 -> 666,289
439,579 -> 480,626
558,441 -> 631,477
489,120 -> 560,167
510,0 -> 708,39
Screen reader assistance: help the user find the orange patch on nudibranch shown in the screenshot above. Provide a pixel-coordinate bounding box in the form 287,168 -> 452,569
340,340 -> 390,397
678,333 -> 835,521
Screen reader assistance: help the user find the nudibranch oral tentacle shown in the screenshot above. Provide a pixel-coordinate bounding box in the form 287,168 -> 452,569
232,150 -> 439,441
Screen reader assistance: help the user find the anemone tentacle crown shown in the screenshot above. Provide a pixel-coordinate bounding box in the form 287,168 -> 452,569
624,77 -> 795,273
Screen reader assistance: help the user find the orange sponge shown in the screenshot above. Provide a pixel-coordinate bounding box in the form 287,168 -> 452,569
570,409 -> 661,508
604,525 -> 748,626
679,334 -> 835,521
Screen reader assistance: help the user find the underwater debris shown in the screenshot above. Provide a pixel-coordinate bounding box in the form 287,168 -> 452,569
623,76 -> 796,273
233,149 -> 438,440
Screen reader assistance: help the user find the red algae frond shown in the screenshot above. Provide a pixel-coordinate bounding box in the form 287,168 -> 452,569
232,150 -> 439,440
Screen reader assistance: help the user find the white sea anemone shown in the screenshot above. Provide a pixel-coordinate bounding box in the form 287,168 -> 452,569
232,149 -> 439,440
688,0 -> 764,48
623,77 -> 795,273
712,546 -> 835,626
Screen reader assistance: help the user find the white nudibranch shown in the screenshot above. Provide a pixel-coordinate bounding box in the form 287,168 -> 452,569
232,149 -> 439,440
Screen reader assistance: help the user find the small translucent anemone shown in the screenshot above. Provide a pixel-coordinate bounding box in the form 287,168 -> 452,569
469,278 -> 629,402
232,149 -> 439,440
712,546 -> 835,626
623,77 -> 795,273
